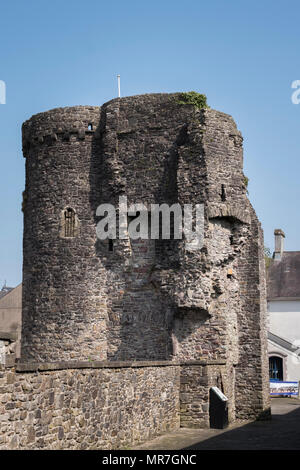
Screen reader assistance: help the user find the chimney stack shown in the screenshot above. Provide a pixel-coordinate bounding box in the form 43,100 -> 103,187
274,229 -> 285,260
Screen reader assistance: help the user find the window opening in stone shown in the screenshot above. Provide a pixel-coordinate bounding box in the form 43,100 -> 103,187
64,208 -> 76,237
108,239 -> 114,252
221,184 -> 226,202
88,123 -> 93,131
269,356 -> 283,381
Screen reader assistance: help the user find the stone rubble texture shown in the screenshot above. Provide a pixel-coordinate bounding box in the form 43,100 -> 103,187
0,93 -> 270,449
0,363 -> 180,449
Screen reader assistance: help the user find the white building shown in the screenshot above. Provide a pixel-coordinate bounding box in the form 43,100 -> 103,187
267,229 -> 300,381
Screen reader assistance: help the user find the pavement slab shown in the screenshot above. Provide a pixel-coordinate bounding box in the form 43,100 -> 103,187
134,398 -> 300,450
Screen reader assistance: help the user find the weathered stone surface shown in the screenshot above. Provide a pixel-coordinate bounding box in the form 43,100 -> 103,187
0,365 -> 180,449
20,94 -> 268,376
0,92 -> 270,448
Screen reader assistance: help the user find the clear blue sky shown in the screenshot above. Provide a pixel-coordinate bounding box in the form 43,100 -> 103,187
0,0 -> 300,286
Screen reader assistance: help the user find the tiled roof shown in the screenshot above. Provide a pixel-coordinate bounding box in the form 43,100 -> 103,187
267,252 -> 300,299
268,332 -> 299,353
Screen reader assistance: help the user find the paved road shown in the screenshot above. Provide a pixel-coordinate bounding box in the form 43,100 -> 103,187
134,398 -> 300,450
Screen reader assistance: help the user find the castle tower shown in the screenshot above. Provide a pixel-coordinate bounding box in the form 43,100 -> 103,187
21,93 -> 270,421
21,106 -> 107,362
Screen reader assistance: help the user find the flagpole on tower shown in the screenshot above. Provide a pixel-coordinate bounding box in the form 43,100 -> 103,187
117,74 -> 121,98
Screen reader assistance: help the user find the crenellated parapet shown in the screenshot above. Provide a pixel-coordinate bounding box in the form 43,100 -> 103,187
22,106 -> 101,157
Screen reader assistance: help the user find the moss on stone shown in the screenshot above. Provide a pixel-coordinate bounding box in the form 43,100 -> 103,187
175,91 -> 208,109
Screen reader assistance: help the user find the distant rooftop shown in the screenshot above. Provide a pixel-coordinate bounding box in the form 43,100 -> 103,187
267,251 -> 300,299
0,286 -> 14,300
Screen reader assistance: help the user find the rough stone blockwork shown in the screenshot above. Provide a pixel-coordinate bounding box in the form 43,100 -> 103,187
0,92 -> 270,449
0,363 -> 180,450
180,363 -> 227,428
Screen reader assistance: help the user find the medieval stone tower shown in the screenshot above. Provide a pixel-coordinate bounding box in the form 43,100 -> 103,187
20,93 -> 270,425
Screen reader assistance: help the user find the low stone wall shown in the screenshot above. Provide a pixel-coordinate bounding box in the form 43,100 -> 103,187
0,359 -> 251,449
0,361 -> 180,450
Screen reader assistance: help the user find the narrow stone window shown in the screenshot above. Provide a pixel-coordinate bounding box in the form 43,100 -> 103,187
88,123 -> 93,131
60,207 -> 78,238
108,239 -> 114,252
64,208 -> 76,237
221,184 -> 226,202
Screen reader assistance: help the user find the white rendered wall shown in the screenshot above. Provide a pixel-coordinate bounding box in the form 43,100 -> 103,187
268,339 -> 300,381
268,300 -> 300,344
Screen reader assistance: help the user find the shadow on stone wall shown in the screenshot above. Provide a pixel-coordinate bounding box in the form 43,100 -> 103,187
89,104 -> 197,361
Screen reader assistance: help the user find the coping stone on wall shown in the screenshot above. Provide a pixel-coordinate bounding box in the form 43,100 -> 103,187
14,359 -> 227,373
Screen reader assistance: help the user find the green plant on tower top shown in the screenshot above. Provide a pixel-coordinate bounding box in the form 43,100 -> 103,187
175,91 -> 209,110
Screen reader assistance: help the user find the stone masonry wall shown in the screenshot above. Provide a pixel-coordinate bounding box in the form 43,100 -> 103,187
0,362 -> 180,450
20,93 -> 270,424
21,107 -> 108,362
180,362 -> 228,428
234,209 -> 271,420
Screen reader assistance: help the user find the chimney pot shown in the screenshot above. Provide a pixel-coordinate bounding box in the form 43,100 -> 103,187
274,229 -> 285,260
